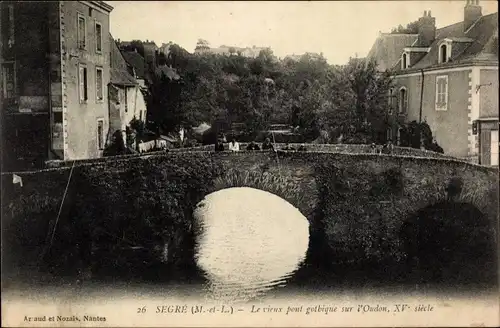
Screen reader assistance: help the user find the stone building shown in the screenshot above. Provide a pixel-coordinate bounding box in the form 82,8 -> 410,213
194,44 -> 269,58
1,1 -> 113,170
367,0 -> 498,165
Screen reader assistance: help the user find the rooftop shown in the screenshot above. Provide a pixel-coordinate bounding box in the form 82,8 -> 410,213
367,10 -> 498,72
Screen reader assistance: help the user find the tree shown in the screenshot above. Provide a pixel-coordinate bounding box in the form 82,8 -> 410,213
120,40 -> 145,57
166,43 -> 191,71
103,130 -> 131,156
390,20 -> 419,34
194,39 -> 210,52
336,58 -> 393,143
146,68 -> 199,135
144,42 -> 396,145
130,117 -> 146,142
399,121 -> 444,152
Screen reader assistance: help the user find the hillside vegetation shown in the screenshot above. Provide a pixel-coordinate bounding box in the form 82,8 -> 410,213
145,41 -> 394,144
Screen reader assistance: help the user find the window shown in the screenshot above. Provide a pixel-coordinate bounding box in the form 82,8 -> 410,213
79,65 -> 88,103
95,21 -> 102,53
438,42 -> 451,64
386,128 -> 393,141
435,75 -> 448,111
388,88 -> 394,114
124,88 -> 128,112
97,119 -> 104,150
95,67 -> 103,101
77,14 -> 86,49
53,112 -> 63,123
2,62 -> 16,102
399,87 -> 408,113
440,45 -> 447,63
401,53 -> 408,69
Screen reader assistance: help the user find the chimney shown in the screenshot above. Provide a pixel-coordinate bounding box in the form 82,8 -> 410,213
417,10 -> 436,47
464,0 -> 482,32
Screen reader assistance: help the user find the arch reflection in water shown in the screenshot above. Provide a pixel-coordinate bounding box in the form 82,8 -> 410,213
193,187 -> 310,302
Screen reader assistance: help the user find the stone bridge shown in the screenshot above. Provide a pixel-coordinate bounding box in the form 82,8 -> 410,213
2,146 -> 498,283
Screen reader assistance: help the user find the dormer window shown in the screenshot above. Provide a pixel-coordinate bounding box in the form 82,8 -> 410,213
401,52 -> 409,69
438,40 -> 452,63
440,44 -> 447,63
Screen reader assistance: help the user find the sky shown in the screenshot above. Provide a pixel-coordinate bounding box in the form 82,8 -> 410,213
107,1 -> 498,65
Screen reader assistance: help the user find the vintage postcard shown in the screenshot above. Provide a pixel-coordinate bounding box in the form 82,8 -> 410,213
1,0 -> 499,327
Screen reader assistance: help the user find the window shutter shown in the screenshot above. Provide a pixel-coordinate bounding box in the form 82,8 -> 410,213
124,88 -> 128,112
2,63 -> 16,100
78,16 -> 86,48
443,78 -> 448,107
96,69 -> 103,100
438,78 -> 446,106
79,66 -> 84,101
95,23 -> 102,52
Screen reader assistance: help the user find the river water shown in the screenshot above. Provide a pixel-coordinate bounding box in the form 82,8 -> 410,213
3,188 -> 497,305
193,187 -> 310,303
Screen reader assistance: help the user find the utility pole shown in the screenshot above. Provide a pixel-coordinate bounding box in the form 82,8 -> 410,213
418,69 -> 425,148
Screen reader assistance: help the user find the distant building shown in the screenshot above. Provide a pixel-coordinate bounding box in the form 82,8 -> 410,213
143,39 -> 159,71
194,45 -> 269,58
367,0 -> 498,166
1,1 -> 113,170
159,42 -> 173,57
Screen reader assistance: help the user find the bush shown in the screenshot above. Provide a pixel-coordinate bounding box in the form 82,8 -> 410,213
104,130 -> 133,157
399,121 -> 444,153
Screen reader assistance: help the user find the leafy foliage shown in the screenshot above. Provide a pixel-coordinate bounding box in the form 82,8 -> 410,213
144,43 -> 394,144
119,39 -> 145,57
399,120 -> 444,152
390,20 -> 419,34
103,130 -> 132,157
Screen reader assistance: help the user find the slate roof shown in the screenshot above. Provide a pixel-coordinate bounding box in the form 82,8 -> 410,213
121,51 -> 147,79
109,34 -> 138,86
368,11 -> 498,73
366,34 -> 419,71
409,12 -> 498,70
155,65 -> 180,81
110,68 -> 137,86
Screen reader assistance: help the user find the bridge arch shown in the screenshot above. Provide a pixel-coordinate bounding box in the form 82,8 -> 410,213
399,201 -> 497,285
203,167 -> 315,219
192,186 -> 310,299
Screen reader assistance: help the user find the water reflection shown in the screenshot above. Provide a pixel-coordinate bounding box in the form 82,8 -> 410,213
193,187 -> 310,302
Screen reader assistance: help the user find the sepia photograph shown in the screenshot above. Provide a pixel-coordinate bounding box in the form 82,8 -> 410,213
1,0 -> 499,327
